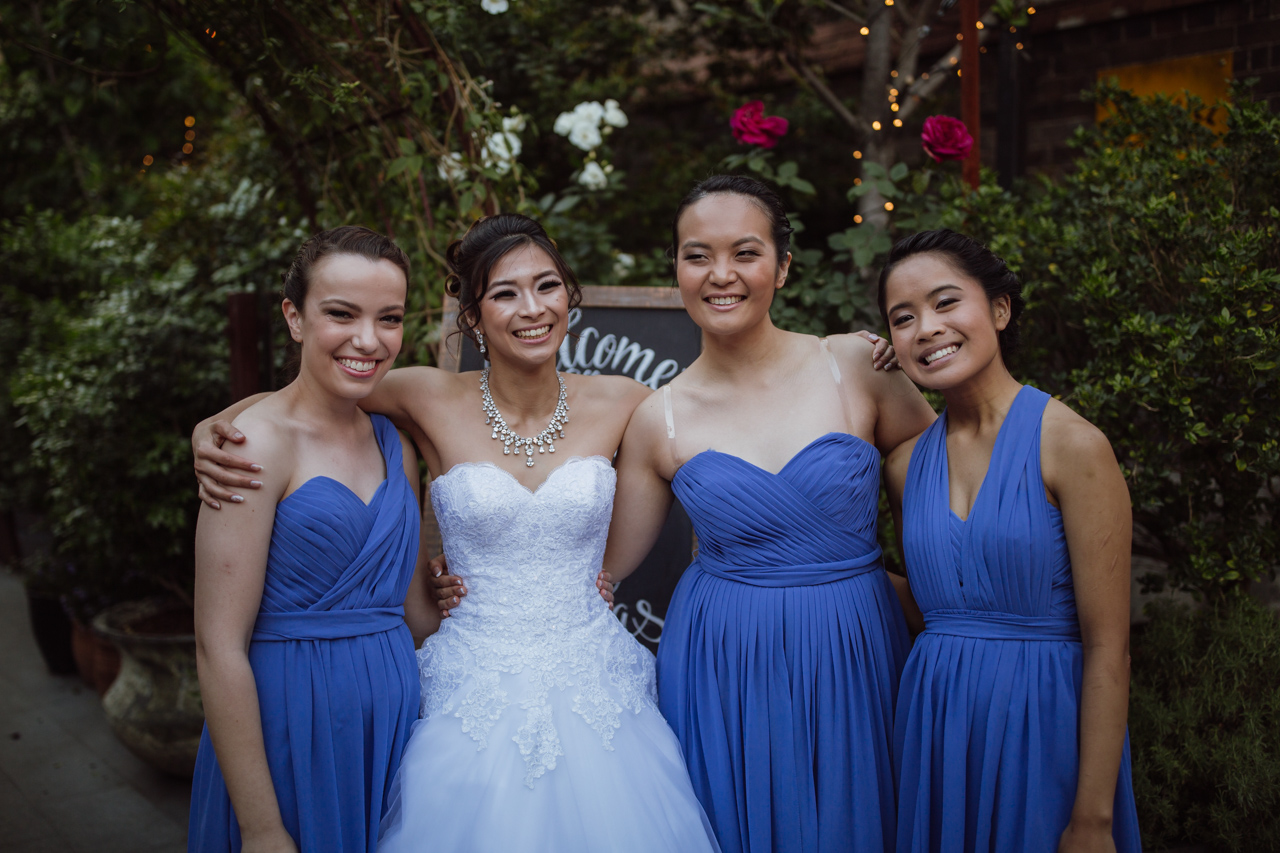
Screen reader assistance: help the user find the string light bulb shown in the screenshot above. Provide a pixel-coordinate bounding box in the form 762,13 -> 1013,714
891,103 -> 900,111
854,214 -> 863,224
854,177 -> 863,185
1016,42 -> 1024,49
182,143 -> 194,154
185,130 -> 196,141
853,150 -> 863,159
884,202 -> 895,211
1027,6 -> 1035,13
890,70 -> 899,78
893,118 -> 903,126
872,121 -> 882,131
890,88 -> 899,96
860,26 -> 870,35
142,155 -> 154,166
975,21 -> 984,28
184,116 -> 196,127
956,33 -> 963,40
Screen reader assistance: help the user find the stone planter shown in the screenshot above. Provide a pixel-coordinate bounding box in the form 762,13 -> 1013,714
92,598 -> 204,777
71,618 -> 121,695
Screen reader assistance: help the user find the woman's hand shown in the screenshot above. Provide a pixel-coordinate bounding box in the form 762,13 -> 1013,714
1058,817 -> 1117,853
194,419 -> 264,510
427,554 -> 615,617
853,329 -> 899,371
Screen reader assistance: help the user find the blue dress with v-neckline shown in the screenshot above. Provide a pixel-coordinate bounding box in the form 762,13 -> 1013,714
189,414 -> 421,852
657,430 -> 911,853
894,385 -> 1141,852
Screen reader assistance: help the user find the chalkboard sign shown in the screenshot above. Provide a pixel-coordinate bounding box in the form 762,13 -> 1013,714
436,286 -> 701,652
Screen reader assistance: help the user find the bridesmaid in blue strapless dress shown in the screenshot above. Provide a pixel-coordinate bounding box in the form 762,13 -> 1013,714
879,229 -> 1140,853
190,414 -> 421,853
657,344 -> 912,853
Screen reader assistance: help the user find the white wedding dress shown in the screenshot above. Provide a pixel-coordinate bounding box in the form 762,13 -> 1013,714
377,456 -> 719,853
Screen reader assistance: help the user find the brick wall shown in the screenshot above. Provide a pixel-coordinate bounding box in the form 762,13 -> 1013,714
1009,0 -> 1280,173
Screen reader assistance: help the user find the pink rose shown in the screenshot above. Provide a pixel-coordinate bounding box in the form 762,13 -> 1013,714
730,101 -> 789,149
921,115 -> 973,162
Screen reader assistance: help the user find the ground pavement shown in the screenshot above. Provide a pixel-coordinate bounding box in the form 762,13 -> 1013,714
0,570 -> 190,853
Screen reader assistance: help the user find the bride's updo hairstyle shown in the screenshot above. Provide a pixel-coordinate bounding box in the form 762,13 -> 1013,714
446,213 -> 582,344
669,174 -> 794,269
877,229 -> 1025,362
282,225 -> 410,311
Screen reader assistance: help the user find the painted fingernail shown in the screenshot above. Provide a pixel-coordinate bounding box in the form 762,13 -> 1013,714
250,464 -> 262,472
211,502 -> 220,510
250,480 -> 262,488
234,432 -> 244,440
869,333 -> 880,341
231,495 -> 244,503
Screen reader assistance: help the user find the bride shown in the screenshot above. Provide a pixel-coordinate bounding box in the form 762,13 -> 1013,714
195,213 -> 720,852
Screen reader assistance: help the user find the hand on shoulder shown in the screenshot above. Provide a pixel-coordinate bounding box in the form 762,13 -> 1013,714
225,403 -> 297,504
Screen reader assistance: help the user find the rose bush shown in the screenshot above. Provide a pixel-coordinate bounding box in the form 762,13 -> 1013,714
921,115 -> 973,162
730,101 -> 789,149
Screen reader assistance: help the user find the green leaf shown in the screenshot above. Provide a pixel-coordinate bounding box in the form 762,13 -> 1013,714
398,137 -> 416,156
789,178 -> 816,195
776,161 -> 799,180
385,155 -> 422,178
889,162 -> 908,182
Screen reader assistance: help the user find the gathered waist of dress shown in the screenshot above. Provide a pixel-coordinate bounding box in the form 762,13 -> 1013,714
251,606 -> 405,641
921,609 -> 1081,642
694,547 -> 884,588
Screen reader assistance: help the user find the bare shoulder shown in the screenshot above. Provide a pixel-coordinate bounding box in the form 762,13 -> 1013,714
225,400 -> 296,500
575,373 -> 650,408
1040,397 -> 1121,490
624,386 -> 669,443
824,333 -> 903,390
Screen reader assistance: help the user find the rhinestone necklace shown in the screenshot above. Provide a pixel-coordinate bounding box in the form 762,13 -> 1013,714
480,367 -> 568,468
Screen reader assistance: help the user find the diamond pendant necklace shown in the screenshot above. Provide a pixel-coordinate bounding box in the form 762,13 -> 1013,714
480,367 -> 568,468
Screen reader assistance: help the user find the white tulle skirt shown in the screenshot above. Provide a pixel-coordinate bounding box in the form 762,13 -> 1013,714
377,628 -> 720,853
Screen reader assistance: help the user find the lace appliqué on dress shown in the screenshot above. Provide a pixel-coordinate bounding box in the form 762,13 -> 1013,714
417,457 -> 661,788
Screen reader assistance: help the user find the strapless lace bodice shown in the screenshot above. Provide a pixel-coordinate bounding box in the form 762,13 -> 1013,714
418,455 -> 657,787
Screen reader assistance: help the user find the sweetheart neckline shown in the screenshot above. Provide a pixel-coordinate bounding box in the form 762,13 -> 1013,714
676,431 -> 878,480
434,455 -> 614,497
280,474 -> 388,509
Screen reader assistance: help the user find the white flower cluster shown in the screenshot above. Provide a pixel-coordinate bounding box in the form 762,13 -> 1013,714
481,0 -> 509,14
554,100 -> 628,152
437,112 -> 527,182
553,99 -> 627,190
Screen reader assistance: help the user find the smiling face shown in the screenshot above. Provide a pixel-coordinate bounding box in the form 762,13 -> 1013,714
883,252 -> 1010,391
473,244 -> 569,369
283,253 -> 406,399
674,193 -> 790,336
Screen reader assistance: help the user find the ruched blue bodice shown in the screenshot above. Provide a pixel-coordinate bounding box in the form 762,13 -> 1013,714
658,431 -> 910,853
894,386 -> 1141,852
190,414 -> 420,853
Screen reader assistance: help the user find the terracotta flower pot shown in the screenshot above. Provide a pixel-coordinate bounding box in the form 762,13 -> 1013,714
71,619 -> 121,695
92,598 -> 204,778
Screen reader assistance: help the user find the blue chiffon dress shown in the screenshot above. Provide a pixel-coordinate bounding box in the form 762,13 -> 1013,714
189,414 -> 421,853
894,385 -> 1141,852
656,340 -> 912,853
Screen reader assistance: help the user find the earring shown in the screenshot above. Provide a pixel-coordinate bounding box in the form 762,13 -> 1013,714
476,331 -> 486,356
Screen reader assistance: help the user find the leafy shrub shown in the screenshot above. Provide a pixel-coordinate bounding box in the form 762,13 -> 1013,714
1129,597 -> 1280,851
10,215 -> 227,618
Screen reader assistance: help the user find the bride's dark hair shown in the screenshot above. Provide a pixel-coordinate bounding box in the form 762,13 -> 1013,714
446,214 -> 582,345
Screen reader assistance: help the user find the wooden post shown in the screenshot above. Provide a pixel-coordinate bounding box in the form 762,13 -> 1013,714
227,292 -> 260,404
960,0 -> 981,190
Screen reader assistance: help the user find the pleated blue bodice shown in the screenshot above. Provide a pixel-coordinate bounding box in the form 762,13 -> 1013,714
190,414 -> 421,853
894,385 -> 1141,853
657,379 -> 910,853
674,432 -> 885,586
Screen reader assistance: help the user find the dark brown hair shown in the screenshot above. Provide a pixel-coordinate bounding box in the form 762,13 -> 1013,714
446,214 -> 582,345
282,225 -> 410,310
877,228 -> 1025,361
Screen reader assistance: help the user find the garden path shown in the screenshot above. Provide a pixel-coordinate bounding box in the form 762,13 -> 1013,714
0,570 -> 189,853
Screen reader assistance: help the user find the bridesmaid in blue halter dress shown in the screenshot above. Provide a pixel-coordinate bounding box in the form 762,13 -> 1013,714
605,177 -> 937,853
189,228 -> 435,853
880,230 -> 1141,853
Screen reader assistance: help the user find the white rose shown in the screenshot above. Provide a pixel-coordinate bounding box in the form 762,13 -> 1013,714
480,0 -> 509,14
578,161 -> 608,190
502,114 -> 526,133
602,99 -> 628,128
481,132 -> 521,174
554,111 -> 577,136
568,121 -> 602,151
573,101 -> 605,126
436,151 -> 466,183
